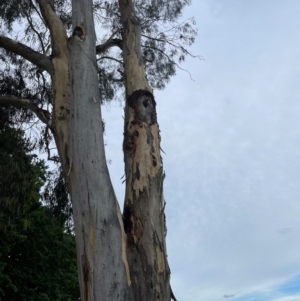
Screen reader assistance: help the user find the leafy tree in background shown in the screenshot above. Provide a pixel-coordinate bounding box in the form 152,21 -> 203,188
0,105 -> 45,229
43,167 -> 73,230
0,0 -> 198,299
0,107 -> 79,300
0,206 -> 79,301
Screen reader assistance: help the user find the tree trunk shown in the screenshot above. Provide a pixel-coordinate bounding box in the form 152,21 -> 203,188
119,1 -> 171,300
66,1 -> 132,300
37,1 -> 133,299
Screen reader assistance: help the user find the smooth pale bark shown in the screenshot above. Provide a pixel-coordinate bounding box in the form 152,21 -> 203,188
119,1 -> 172,300
68,1 -> 131,300
36,0 -> 71,178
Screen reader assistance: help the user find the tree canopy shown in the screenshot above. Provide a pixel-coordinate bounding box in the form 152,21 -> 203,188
0,0 -> 197,121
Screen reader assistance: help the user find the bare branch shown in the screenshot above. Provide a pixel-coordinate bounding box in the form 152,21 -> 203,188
23,10 -> 46,55
29,0 -> 46,27
44,126 -> 60,162
0,35 -> 52,74
142,44 -> 195,81
0,95 -> 51,126
97,56 -> 123,64
142,34 -> 203,60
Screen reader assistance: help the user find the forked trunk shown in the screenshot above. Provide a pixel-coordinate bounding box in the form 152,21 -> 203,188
50,0 -> 171,300
119,1 -> 171,300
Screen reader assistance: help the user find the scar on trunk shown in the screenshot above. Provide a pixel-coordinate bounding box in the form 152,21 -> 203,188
123,90 -> 158,155
57,105 -> 70,120
127,90 -> 157,125
123,126 -> 136,155
73,26 -> 85,40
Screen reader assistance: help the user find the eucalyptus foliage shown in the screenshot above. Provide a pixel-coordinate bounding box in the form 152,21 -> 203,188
0,0 -> 197,122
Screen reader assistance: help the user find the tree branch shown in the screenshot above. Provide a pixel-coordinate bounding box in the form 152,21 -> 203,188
142,34 -> 203,60
97,56 -> 123,65
96,38 -> 122,54
0,95 -> 51,126
142,44 -> 195,81
0,35 -> 52,74
36,0 -> 67,57
29,0 -> 47,27
44,126 -> 60,162
24,10 -> 46,55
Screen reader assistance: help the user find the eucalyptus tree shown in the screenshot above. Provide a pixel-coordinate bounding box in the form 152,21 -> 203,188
0,0 -> 197,300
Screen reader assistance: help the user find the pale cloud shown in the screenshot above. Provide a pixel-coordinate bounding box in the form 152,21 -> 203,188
224,292 -> 240,299
272,295 -> 300,301
277,228 -> 292,235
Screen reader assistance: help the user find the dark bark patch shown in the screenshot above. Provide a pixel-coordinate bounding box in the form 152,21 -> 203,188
126,243 -> 159,301
127,90 -> 157,125
134,218 -> 144,241
135,163 -> 140,180
58,105 -> 69,120
82,250 -> 90,301
146,126 -> 155,153
123,124 -> 136,155
101,229 -> 105,237
131,119 -> 143,127
151,154 -> 157,167
123,203 -> 144,244
73,26 -> 85,40
123,203 -> 133,235
110,281 -> 118,295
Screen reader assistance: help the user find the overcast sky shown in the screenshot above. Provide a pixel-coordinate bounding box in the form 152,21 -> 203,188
102,1 -> 300,300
